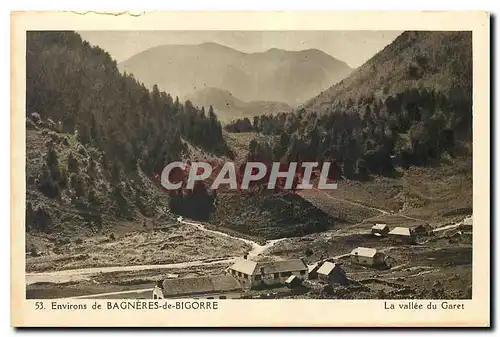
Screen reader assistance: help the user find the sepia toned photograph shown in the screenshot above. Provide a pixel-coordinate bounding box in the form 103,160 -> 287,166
11,11 -> 489,327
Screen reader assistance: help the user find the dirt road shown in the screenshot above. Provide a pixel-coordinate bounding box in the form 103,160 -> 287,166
180,217 -> 285,258
321,190 -> 429,223
26,217 -> 284,285
70,288 -> 153,299
27,200 -> 471,299
56,214 -> 471,299
321,191 -> 389,215
26,259 -> 234,285
432,216 -> 472,232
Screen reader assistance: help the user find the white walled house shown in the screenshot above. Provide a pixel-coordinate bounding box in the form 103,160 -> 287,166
388,227 -> 415,243
350,247 -> 385,267
308,262 -> 321,279
317,262 -> 348,285
371,223 -> 389,237
228,258 -> 308,288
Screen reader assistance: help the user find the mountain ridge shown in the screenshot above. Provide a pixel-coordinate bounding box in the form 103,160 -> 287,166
119,42 -> 352,106
186,87 -> 292,122
301,31 -> 472,119
228,30 -> 472,181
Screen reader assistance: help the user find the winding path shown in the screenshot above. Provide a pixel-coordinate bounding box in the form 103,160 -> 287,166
321,191 -> 429,223
26,217 -> 283,285
180,217 -> 285,259
432,216 -> 471,233
27,205 -> 471,298
321,191 -> 390,215
70,288 -> 153,299
26,259 -> 233,285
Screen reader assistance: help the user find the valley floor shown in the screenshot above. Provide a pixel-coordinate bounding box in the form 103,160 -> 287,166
26,215 -> 472,300
26,160 -> 473,300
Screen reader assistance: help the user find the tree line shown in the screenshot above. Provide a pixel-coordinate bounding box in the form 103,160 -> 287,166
26,31 -> 231,227
226,87 -> 471,180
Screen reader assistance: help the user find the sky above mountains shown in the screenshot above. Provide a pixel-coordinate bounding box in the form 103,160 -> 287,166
78,30 -> 402,68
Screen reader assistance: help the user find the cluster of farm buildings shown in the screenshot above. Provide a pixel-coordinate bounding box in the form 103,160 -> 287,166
152,222 -> 438,300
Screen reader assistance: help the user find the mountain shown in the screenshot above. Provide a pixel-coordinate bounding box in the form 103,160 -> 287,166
119,42 -> 352,106
25,31 -> 230,234
25,31 -> 339,242
232,31 -> 472,180
185,87 -> 292,122
302,31 -> 472,120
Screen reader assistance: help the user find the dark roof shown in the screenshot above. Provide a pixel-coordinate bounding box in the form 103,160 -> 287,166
411,223 -> 431,230
161,275 -> 242,297
230,259 -> 307,276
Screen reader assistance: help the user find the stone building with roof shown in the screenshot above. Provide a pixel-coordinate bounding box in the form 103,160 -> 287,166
350,247 -> 385,266
371,223 -> 390,237
152,274 -> 243,299
317,261 -> 348,285
228,258 -> 308,288
410,223 -> 433,235
285,275 -> 303,288
307,262 -> 321,280
388,226 -> 415,243
459,217 -> 473,232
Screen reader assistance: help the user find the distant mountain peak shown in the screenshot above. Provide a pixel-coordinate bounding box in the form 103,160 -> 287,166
186,87 -> 292,122
197,42 -> 242,52
119,42 -> 352,106
260,47 -> 330,56
199,41 -> 222,47
263,47 -> 286,53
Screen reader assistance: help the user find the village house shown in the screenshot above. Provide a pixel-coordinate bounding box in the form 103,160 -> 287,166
459,217 -> 473,232
285,275 -> 303,288
371,223 -> 390,237
317,262 -> 348,285
228,258 -> 308,288
308,262 -> 321,280
410,223 -> 433,235
350,247 -> 385,267
152,274 -> 243,300
388,227 -> 415,243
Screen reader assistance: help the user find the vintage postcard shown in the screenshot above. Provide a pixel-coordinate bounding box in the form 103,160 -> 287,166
11,11 -> 490,327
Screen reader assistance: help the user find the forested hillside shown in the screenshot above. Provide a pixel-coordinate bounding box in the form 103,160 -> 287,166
26,31 -> 230,233
226,31 -> 472,180
304,31 -> 472,122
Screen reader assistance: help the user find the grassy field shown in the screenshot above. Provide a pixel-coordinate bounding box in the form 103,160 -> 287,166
26,221 -> 250,273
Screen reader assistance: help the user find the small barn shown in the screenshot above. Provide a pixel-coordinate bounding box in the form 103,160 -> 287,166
308,262 -> 321,280
388,227 -> 414,243
410,223 -> 433,235
285,275 -> 303,288
317,262 -> 348,285
371,223 -> 390,237
350,247 -> 385,266
459,217 -> 473,232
